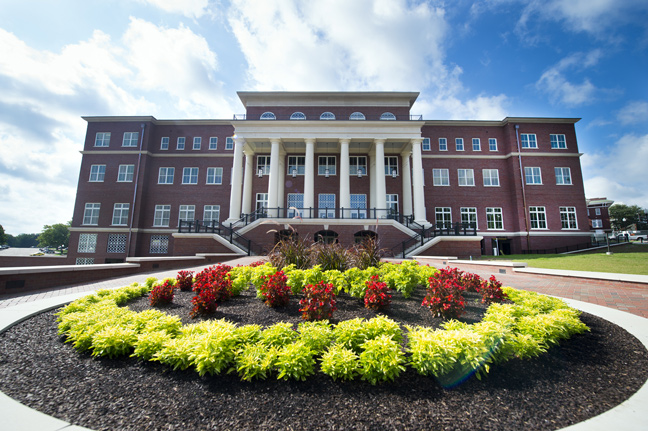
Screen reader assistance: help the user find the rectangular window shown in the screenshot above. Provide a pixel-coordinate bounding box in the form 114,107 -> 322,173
94,132 -> 110,147
76,257 -> 95,265
176,137 -> 185,150
521,133 -> 537,148
439,138 -> 448,151
350,194 -> 367,219
111,203 -> 130,226
158,167 -> 174,184
83,203 -> 100,225
455,138 -> 464,151
160,137 -> 169,150
209,137 -> 218,150
483,169 -> 500,186
486,208 -> 503,230
386,194 -> 399,215
488,138 -> 497,151
225,137 -> 234,150
529,206 -> 547,229
458,169 -> 475,186
422,138 -> 431,151
433,168 -> 450,186
150,235 -> 169,254
256,193 -> 268,211
560,206 -> 578,229
555,167 -> 572,185
117,164 -> 134,182
435,207 -> 452,226
349,156 -> 367,176
550,134 -> 567,149
525,167 -> 542,184
193,137 -> 201,150
257,156 -> 271,175
78,233 -> 97,253
122,132 -> 138,147
592,219 -> 603,228
153,205 -> 171,227
89,165 -> 105,182
318,156 -> 336,176
206,167 -> 223,185
384,156 -> 398,176
472,138 -> 481,151
178,205 -> 195,225
318,193 -> 336,218
595,208 -> 601,215
460,207 -> 477,228
182,167 -> 199,184
107,233 -> 127,253
203,205 -> 220,222
287,193 -> 304,218
288,156 -> 306,175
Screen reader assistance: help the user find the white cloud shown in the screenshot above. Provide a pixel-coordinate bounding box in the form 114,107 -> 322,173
617,101 -> 648,125
136,0 -> 212,19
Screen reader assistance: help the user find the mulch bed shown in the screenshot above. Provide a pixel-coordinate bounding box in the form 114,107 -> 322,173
0,286 -> 647,431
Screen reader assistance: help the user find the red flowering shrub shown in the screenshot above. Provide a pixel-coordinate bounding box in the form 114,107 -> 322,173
176,270 -> 194,292
364,275 -> 391,311
299,281 -> 337,321
248,260 -> 266,268
479,275 -> 508,305
259,271 -> 291,307
461,272 -> 483,293
190,288 -> 219,318
150,279 -> 176,307
190,264 -> 232,318
422,268 -> 466,319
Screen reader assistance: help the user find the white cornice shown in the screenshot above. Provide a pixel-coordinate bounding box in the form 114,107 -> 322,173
237,91 -> 420,108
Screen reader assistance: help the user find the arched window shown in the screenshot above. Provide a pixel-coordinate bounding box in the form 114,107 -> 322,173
320,112 -> 336,120
260,112 -> 276,120
380,112 -> 396,120
349,112 -> 366,120
354,230 -> 377,244
314,230 -> 338,244
290,112 -> 306,120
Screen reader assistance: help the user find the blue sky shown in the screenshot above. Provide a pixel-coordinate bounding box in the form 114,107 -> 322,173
1,0 -> 647,235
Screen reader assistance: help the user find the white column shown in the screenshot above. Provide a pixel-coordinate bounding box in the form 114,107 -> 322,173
411,138 -> 427,224
227,137 -> 245,223
401,149 -> 413,217
369,151 -> 376,218
304,138 -> 315,218
374,139 -> 387,217
278,149 -> 286,217
339,139 -> 350,218
241,149 -> 254,215
267,138 -> 281,217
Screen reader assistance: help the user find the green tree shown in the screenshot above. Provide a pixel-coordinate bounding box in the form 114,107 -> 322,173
0,224 -> 6,245
38,222 -> 71,248
609,204 -> 647,230
9,233 -> 39,247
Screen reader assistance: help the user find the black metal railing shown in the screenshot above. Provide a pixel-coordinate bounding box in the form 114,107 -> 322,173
177,220 -> 223,234
177,220 -> 264,256
391,222 -> 478,258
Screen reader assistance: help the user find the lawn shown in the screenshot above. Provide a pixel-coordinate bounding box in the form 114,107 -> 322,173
480,243 -> 648,276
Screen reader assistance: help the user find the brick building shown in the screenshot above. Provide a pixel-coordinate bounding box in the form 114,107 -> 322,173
586,197 -> 614,232
68,91 -> 590,263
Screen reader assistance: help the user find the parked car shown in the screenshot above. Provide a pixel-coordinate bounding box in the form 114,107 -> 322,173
628,230 -> 648,242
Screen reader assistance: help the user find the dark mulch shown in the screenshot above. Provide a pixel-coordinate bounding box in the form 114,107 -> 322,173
0,287 -> 647,431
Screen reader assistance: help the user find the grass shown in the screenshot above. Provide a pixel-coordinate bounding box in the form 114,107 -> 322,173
480,243 -> 648,276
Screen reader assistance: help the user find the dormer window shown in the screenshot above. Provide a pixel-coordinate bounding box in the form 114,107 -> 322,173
290,112 -> 306,120
380,112 -> 396,120
260,112 -> 276,120
349,112 -> 366,120
320,112 -> 335,120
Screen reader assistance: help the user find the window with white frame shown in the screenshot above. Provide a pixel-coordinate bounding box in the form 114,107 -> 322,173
260,112 -> 276,120
525,167 -> 542,184
350,194 -> 367,219
422,138 -> 431,151
89,165 -> 105,182
349,156 -> 367,176
595,208 -> 601,215
122,132 -> 138,147
78,233 -> 97,253
256,193 -> 268,212
529,206 -> 547,229
158,167 -> 174,184
550,134 -> 567,149
107,233 -> 127,253
153,205 -> 171,227
83,203 -> 100,225
95,132 -> 110,147
458,169 -> 475,186
349,112 -> 365,120
160,137 -> 169,150
178,205 -> 195,225
439,138 -> 448,151
460,207 -> 477,228
380,112 -> 396,120
483,169 -> 500,186
225,137 -> 234,150
203,205 -> 220,222
318,194 -> 336,218
117,164 -> 134,182
472,138 -> 481,151
555,167 -> 572,185
209,137 -> 218,150
320,112 -> 335,120
592,219 -> 603,228
182,167 -> 198,184
455,138 -> 464,151
257,156 -> 271,175
176,137 -> 185,150
193,137 -> 201,150
433,168 -> 450,186
287,193 -> 304,217
318,156 -> 336,175
206,167 -> 223,185
384,156 -> 398,176
486,207 -> 503,229
287,156 -> 306,175
386,194 -> 399,215
150,235 -> 169,254
112,203 -> 129,226
290,112 -> 306,120
521,133 -> 537,148
489,138 -> 497,151
560,206 -> 578,229
435,207 -> 452,226
76,257 -> 95,265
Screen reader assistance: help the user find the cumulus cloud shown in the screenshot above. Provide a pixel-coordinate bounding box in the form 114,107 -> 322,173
617,101 -> 648,125
136,0 -> 212,19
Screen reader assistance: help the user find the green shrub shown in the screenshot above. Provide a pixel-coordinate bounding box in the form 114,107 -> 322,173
320,345 -> 359,381
132,330 -> 172,361
310,241 -> 349,271
260,322 -> 298,348
358,335 -> 406,385
268,237 -> 312,270
235,343 -> 278,381
275,341 -> 316,381
297,320 -> 333,353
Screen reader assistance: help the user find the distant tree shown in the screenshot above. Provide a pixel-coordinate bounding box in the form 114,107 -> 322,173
10,233 -> 39,248
609,204 -> 647,230
38,222 -> 71,248
0,224 -> 6,244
